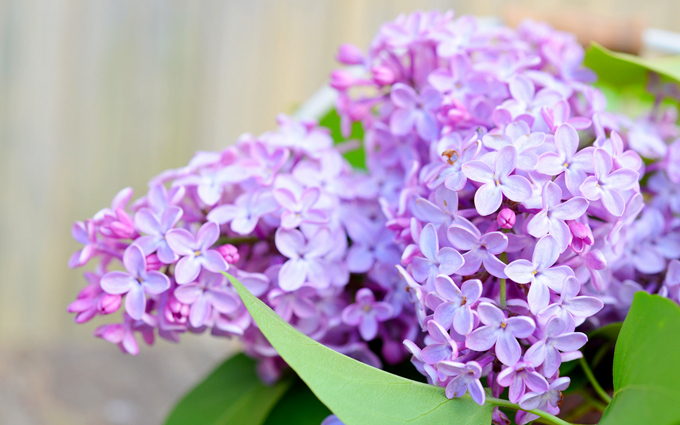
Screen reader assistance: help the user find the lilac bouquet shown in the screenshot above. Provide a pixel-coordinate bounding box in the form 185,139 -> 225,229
68,10 -> 680,425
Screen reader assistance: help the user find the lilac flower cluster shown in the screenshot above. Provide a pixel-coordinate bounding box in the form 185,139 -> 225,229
68,115 -> 418,382
333,11 -> 680,423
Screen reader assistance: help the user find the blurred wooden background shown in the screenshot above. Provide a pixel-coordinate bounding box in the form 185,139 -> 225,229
0,0 -> 678,423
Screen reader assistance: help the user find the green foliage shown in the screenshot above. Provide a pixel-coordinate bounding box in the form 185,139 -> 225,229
225,272 -> 493,425
584,42 -> 680,87
263,378 -> 333,425
164,353 -> 292,425
599,292 -> 680,425
319,108 -> 366,169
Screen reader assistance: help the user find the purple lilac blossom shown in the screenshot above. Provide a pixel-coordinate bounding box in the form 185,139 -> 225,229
67,10 -> 680,419
334,10 -> 680,413
67,116 -> 414,384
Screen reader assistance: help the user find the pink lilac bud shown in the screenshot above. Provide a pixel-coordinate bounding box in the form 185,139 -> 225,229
145,253 -> 163,271
567,221 -> 593,253
164,294 -> 190,326
98,294 -> 122,314
217,244 -> 240,264
336,43 -> 364,65
497,207 -> 516,229
329,70 -> 355,91
371,66 -> 395,86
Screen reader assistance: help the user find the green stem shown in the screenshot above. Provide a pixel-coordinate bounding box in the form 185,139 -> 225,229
487,396 -> 574,425
578,356 -> 612,405
499,251 -> 508,309
576,389 -> 608,412
215,236 -> 260,246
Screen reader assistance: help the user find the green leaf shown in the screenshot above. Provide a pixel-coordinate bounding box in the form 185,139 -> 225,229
224,272 -> 493,425
164,353 -> 292,425
584,42 -> 680,87
587,321 -> 622,341
319,109 -> 366,169
263,378 -> 333,425
599,292 -> 680,425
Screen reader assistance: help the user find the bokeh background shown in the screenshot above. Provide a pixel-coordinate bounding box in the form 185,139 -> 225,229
1,0 -> 679,424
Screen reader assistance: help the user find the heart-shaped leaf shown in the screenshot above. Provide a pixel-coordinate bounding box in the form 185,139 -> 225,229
164,353 -> 292,425
599,292 -> 680,425
225,272 -> 493,425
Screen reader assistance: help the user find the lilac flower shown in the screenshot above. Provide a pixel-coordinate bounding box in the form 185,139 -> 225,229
466,302 -> 536,366
268,285 -> 318,322
274,187 -> 328,229
526,181 -> 589,252
94,314 -> 146,356
462,145 -> 532,216
425,132 -> 481,191
411,186 -> 465,230
501,75 -> 561,120
580,148 -> 638,216
173,271 -> 240,328
447,224 -> 508,277
438,361 -> 486,405
663,260 -> 680,300
536,124 -> 594,196
68,270 -> 122,323
421,320 -> 459,364
429,275 -> 482,335
482,121 -> 545,171
100,245 -> 170,320
166,222 -> 228,284
134,206 -> 183,264
537,276 -> 603,331
173,164 -> 248,206
341,288 -> 393,341
517,377 -> 571,424
594,131 -> 643,172
389,83 -> 442,141
505,235 -> 574,314
69,220 -> 98,268
275,227 -> 333,291
207,190 -> 279,235
525,317 -> 587,377
411,223 -> 464,288
428,53 -> 488,99
541,99 -> 591,132
346,225 -> 401,273
248,141 -> 290,186
497,359 -> 549,403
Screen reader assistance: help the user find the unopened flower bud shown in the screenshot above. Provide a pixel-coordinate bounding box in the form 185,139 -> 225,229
145,253 -> 163,271
336,43 -> 364,65
98,294 -> 122,314
497,207 -> 516,229
568,221 -> 593,253
329,69 -> 355,90
371,65 -> 395,86
217,244 -> 240,264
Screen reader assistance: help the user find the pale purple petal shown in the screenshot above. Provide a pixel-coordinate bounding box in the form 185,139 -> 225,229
506,316 -> 535,338
437,247 -> 464,275
474,183 -> 503,216
174,284 -> 202,304
466,326 -> 499,351
462,161 -> 494,184
495,146 -> 518,178
196,222 -> 220,251
419,223 -> 439,261
123,245 -> 147,277
275,228 -> 305,259
166,229 -> 197,256
142,271 -> 170,294
505,260 -> 535,284
279,259 -> 307,291
199,250 -> 228,273
359,316 -> 379,340
101,271 -> 135,295
134,208 -> 161,236
125,285 -> 146,320
175,256 -> 202,284
496,330 -> 522,365
501,175 -> 532,202
189,296 -> 210,327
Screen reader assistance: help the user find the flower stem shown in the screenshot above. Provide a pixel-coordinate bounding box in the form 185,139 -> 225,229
578,356 -> 612,404
486,396 -> 574,425
499,251 -> 508,310
215,236 -> 261,246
